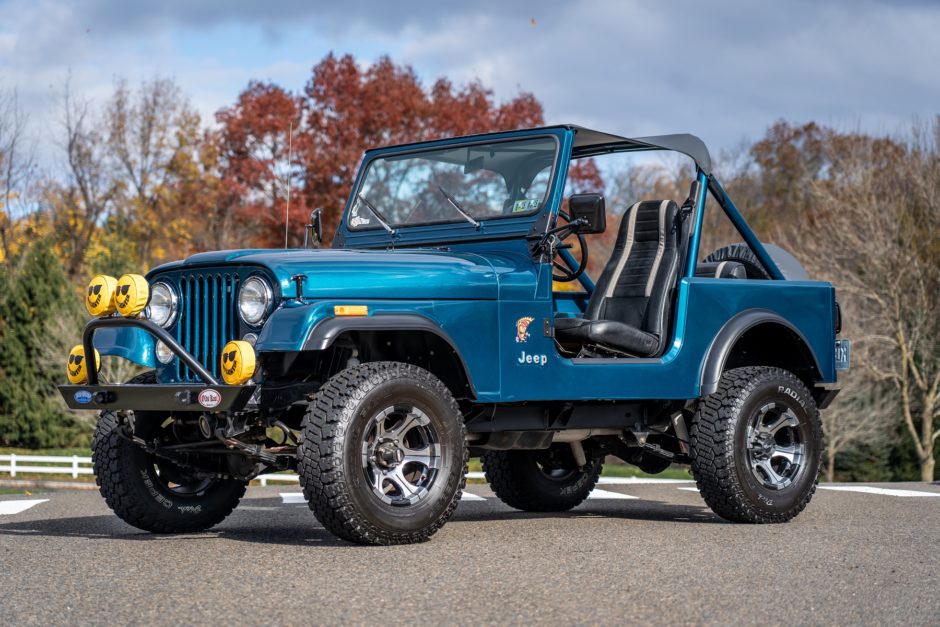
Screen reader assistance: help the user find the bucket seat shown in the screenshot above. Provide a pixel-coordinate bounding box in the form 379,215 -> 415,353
554,200 -> 680,357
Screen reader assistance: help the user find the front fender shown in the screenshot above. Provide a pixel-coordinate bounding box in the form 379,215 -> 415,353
255,300 -> 496,397
92,326 -> 156,369
254,300 -> 443,352
254,301 -> 336,352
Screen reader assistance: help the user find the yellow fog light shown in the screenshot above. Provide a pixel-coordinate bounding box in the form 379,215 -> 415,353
220,340 -> 256,385
85,274 -> 118,316
67,344 -> 101,384
115,274 -> 149,317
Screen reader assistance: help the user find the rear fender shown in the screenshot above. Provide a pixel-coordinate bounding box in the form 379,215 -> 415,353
700,309 -> 823,395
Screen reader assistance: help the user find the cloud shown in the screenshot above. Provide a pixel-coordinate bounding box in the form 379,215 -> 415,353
1,0 -> 938,170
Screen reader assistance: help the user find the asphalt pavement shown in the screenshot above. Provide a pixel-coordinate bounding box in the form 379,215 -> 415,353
1,479 -> 938,625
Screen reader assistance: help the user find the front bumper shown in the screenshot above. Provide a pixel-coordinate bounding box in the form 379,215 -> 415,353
58,316 -> 255,413
60,383 -> 256,412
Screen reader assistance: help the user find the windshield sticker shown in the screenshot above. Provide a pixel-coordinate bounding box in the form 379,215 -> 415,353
512,199 -> 540,213
350,215 -> 371,227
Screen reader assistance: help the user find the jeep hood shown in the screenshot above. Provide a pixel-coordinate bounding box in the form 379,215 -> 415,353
150,248 -> 509,300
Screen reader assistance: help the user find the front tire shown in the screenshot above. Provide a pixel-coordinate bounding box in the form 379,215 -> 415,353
298,362 -> 468,545
690,366 -> 822,523
481,446 -> 602,512
92,372 -> 247,533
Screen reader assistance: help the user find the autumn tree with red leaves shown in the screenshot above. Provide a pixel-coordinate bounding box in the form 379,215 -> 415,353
215,81 -> 307,247
216,54 -> 550,245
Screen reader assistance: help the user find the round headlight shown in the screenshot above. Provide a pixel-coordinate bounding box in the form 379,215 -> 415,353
238,277 -> 272,326
146,282 -> 178,328
155,340 -> 174,364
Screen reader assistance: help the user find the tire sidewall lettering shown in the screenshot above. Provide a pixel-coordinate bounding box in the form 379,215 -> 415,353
732,377 -> 818,513
340,375 -> 462,532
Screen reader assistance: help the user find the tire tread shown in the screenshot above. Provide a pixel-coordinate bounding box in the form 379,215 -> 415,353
690,366 -> 821,523
298,362 -> 468,545
92,372 -> 245,533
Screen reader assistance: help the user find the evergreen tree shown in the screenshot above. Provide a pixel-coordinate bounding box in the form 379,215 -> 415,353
0,240 -> 86,447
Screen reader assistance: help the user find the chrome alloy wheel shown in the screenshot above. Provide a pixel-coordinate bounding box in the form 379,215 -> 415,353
361,405 -> 442,506
745,402 -> 806,490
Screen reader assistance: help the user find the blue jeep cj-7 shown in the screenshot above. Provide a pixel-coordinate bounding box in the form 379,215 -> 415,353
60,125 -> 849,544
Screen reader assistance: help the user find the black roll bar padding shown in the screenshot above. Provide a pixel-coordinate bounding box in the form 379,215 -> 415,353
82,316 -> 220,386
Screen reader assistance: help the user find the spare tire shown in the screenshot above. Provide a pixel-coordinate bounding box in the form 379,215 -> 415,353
702,244 -> 770,279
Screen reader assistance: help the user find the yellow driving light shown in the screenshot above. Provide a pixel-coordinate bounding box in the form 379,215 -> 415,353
66,344 -> 100,384
221,340 -> 256,385
85,274 -> 118,316
115,274 -> 149,317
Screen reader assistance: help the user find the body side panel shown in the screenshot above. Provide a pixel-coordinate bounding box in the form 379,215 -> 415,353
493,277 -> 835,402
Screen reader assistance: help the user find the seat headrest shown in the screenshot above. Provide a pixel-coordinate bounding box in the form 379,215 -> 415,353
621,200 -> 679,244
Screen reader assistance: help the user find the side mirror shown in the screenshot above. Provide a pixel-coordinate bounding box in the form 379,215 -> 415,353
567,193 -> 606,234
304,208 -> 323,248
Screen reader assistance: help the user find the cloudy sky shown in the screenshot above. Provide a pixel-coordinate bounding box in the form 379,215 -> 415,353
1,0 -> 938,168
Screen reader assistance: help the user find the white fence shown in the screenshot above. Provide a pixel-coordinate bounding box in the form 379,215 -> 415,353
0,454 -> 488,486
0,454 -> 93,479
0,453 -> 295,484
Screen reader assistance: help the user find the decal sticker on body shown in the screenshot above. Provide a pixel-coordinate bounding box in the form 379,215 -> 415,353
517,351 -> 548,366
515,317 -> 535,343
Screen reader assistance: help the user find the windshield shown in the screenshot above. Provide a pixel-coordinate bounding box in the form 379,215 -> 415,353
347,136 -> 557,230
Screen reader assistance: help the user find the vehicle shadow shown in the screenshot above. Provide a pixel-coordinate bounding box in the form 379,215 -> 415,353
0,496 -> 722,548
0,510 -> 350,548
452,499 -> 723,525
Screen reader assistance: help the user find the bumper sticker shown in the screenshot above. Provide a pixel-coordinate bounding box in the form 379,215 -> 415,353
198,389 -> 222,409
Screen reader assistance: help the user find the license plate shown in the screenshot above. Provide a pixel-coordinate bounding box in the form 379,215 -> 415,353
835,339 -> 851,370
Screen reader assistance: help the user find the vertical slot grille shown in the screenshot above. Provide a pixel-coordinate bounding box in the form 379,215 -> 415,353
175,272 -> 240,382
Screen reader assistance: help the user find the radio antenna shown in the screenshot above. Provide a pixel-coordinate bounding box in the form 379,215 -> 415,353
284,121 -> 293,249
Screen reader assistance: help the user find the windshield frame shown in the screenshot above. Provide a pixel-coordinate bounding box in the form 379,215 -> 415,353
344,133 -> 561,233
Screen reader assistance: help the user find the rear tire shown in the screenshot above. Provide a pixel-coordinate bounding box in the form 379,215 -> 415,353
92,372 -> 247,533
690,366 -> 822,523
298,362 -> 468,545
481,445 -> 602,512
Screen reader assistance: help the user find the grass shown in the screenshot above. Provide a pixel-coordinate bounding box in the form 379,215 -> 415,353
0,447 -> 92,457
600,463 -> 691,480
0,487 -> 46,496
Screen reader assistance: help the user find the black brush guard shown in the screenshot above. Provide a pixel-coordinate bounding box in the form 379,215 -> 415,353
57,317 -> 256,412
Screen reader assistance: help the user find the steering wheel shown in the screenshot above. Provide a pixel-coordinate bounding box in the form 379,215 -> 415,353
551,211 -> 589,282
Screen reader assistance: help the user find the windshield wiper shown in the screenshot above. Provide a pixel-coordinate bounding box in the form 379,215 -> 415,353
437,185 -> 480,229
356,193 -> 395,235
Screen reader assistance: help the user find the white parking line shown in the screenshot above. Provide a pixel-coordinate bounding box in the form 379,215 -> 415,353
586,488 -> 638,500
818,486 -> 940,498
468,472 -> 693,485
0,499 -> 48,515
677,487 -> 699,492
598,477 -> 694,485
281,492 -> 489,503
279,490 -> 641,504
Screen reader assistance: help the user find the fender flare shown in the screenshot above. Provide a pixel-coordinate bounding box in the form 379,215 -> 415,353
700,309 -> 822,396
303,313 -> 476,397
